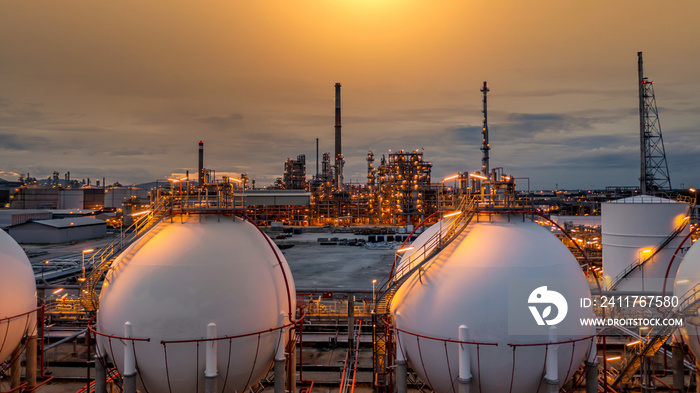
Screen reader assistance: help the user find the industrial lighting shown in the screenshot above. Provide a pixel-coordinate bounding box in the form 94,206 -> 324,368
228,177 -> 243,183
372,279 -> 377,312
53,288 -> 64,295
641,248 -> 653,254
83,249 -> 94,254
443,174 -> 459,181
606,356 -> 622,361
676,279 -> 690,284
626,340 -> 641,346
690,188 -> 696,193
168,178 -> 180,182
396,246 -> 415,253
444,211 -> 462,218
469,173 -> 487,180
131,210 -> 151,217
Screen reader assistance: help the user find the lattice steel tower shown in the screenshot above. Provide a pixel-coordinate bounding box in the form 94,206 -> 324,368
638,51 -> 671,194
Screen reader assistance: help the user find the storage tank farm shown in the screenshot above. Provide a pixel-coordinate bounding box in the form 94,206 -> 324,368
602,195 -> 691,292
0,229 -> 37,363
95,213 -> 296,393
388,176 -> 596,393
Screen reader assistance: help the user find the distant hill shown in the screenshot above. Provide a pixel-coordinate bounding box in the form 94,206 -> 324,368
0,177 -> 6,183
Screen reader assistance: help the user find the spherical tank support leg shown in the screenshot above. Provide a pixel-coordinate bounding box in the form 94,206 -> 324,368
26,334 -> 38,389
396,340 -> 407,393
672,344 -> 684,390
10,345 -> 21,389
275,312 -> 286,393
585,361 -> 598,393
95,354 -> 107,393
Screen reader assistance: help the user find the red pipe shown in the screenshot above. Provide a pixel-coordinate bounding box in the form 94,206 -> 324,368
661,224 -> 699,298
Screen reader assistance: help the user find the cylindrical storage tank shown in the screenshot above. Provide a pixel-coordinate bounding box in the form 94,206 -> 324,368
602,195 -> 690,292
391,214 -> 595,393
0,230 -> 37,362
96,215 -> 295,393
673,239 -> 700,357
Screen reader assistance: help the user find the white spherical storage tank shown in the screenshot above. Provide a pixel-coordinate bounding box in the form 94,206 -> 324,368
602,195 -> 690,292
390,214 -> 595,393
673,239 -> 700,358
394,216 -> 458,281
0,229 -> 37,362
96,215 -> 296,393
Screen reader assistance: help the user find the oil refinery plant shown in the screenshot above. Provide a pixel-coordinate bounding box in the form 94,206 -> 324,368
2,52 -> 700,393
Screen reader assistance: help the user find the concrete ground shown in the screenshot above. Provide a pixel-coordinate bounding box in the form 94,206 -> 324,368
280,242 -> 396,291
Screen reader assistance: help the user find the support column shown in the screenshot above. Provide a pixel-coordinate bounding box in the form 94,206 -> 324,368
27,334 -> 38,389
205,323 -> 218,393
10,345 -> 21,389
288,332 -> 297,393
123,322 -> 137,393
396,338 -> 407,393
641,356 -> 653,393
95,354 -> 107,393
274,313 -> 286,393
672,344 -> 684,391
458,325 -> 472,393
544,326 -> 559,393
585,361 -> 598,393
347,293 -> 355,349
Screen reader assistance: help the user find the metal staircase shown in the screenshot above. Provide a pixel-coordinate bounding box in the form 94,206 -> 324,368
374,195 -> 478,314
608,280 -> 700,388
78,196 -> 171,311
609,203 -> 694,290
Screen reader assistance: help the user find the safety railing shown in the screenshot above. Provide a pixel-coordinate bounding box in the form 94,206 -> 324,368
76,195 -> 171,311
609,276 -> 700,387
609,203 -> 694,290
374,195 -> 478,313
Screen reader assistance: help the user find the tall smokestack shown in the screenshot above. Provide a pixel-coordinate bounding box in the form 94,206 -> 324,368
334,83 -> 342,190
316,137 -> 319,177
480,81 -> 490,180
638,51 -> 646,195
198,141 -> 204,188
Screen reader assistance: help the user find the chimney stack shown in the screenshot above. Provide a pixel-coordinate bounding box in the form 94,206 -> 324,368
198,141 -> 204,188
334,83 -> 342,190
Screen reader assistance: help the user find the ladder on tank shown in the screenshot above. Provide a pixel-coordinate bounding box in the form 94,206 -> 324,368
78,196 -> 171,311
606,281 -> 700,388
609,202 -> 694,290
374,194 -> 479,315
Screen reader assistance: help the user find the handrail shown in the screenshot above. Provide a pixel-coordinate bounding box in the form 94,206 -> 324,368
374,195 -> 478,313
78,195 -> 172,311
609,203 -> 694,290
391,196 -> 476,284
610,265 -> 700,387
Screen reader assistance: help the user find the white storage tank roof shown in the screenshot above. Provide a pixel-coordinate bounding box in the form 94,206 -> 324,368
602,195 -> 690,292
96,214 -> 296,393
390,214 -> 595,393
0,229 -> 37,362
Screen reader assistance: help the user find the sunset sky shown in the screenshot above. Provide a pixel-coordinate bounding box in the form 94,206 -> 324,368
1,1 -> 699,190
